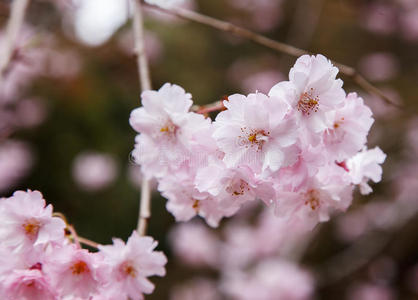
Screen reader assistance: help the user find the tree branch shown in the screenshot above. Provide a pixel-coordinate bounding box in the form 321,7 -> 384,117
133,0 -> 152,236
0,0 -> 30,82
142,2 -> 402,109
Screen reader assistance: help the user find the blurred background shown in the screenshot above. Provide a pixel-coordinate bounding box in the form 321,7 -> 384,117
0,0 -> 417,299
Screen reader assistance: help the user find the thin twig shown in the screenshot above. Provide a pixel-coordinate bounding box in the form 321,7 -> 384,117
193,100 -> 225,115
0,0 -> 30,83
67,224 -> 81,249
142,2 -> 402,109
133,0 -> 152,236
78,236 -> 100,249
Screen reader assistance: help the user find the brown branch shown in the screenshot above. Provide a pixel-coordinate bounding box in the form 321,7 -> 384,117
0,0 -> 30,82
133,0 -> 152,236
142,2 -> 402,109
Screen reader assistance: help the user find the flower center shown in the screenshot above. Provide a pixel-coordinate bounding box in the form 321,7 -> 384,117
71,261 -> 89,275
239,128 -> 270,151
22,219 -> 41,240
120,261 -> 137,278
298,89 -> 319,115
304,189 -> 320,210
192,199 -> 200,212
226,179 -> 250,196
160,119 -> 178,136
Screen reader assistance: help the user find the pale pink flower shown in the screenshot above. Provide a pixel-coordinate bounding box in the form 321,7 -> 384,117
269,54 -> 345,136
347,147 -> 386,195
323,93 -> 374,161
159,177 -> 236,227
45,245 -> 103,298
130,83 -> 211,178
195,160 -> 276,209
275,164 -> 353,229
0,190 -> 66,252
222,259 -> 314,300
169,221 -> 219,268
72,152 -> 118,191
98,231 -> 167,300
213,92 -> 298,174
1,269 -> 57,300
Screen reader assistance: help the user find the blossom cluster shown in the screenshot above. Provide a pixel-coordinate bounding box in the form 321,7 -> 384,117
0,190 -> 167,300
130,54 -> 386,229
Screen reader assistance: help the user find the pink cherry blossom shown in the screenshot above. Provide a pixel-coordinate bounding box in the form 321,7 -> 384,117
347,147 -> 386,195
1,269 -> 57,300
0,190 -> 66,253
275,164 -> 353,229
98,231 -> 167,300
158,177 -> 237,227
269,54 -> 345,136
323,93 -> 374,161
213,92 -> 298,174
130,83 -> 211,179
45,245 -> 103,298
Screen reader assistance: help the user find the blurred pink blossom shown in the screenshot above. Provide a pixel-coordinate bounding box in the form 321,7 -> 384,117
222,259 -> 314,300
348,283 -> 396,300
228,0 -> 283,32
358,53 -> 400,82
169,221 -> 219,268
363,4 -> 397,35
362,88 -> 402,121
117,30 -> 164,64
0,140 -> 33,193
72,152 -> 118,191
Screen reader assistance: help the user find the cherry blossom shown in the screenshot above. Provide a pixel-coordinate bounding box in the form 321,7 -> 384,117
347,147 -> 386,195
98,231 -> 167,300
0,190 -> 66,253
213,92 -> 298,173
269,54 -> 345,136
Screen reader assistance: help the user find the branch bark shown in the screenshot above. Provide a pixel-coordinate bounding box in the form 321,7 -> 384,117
133,0 -> 152,236
0,0 -> 30,83
142,2 -> 402,109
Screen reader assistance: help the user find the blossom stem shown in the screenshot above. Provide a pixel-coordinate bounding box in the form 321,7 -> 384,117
78,236 -> 100,249
141,1 -> 402,109
193,100 -> 225,115
133,0 -> 152,236
0,0 -> 30,82
67,225 -> 81,249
